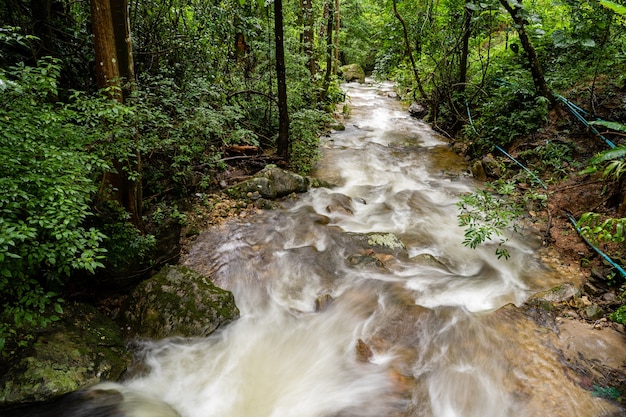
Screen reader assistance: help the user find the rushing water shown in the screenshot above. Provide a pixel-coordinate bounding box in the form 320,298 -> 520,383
119,81 -> 620,417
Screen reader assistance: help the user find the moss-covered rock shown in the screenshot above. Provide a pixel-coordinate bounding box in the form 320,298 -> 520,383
346,232 -> 409,262
122,265 -> 239,339
0,302 -> 130,409
228,165 -> 310,200
339,64 -> 366,84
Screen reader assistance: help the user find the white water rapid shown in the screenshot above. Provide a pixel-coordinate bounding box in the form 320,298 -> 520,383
119,81 -> 620,417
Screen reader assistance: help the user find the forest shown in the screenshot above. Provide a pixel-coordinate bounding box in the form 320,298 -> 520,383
2,0 -> 626,360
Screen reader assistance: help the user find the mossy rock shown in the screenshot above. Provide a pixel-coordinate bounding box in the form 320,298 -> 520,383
122,265 -> 239,339
228,165 -> 308,200
347,232 -> 409,259
339,64 -> 366,84
0,302 -> 130,409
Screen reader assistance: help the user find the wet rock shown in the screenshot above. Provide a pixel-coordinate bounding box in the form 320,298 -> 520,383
305,176 -> 333,189
470,154 -> 502,181
122,265 -> 239,339
315,294 -> 334,312
2,382 -> 180,417
327,204 -> 354,216
329,122 -> 346,131
339,63 -> 365,83
228,165 -> 309,200
347,254 -> 384,268
326,193 -> 354,216
0,303 -> 130,410
410,253 -> 449,271
470,160 -> 487,181
346,232 -> 409,261
408,102 -> 427,118
530,283 -> 580,304
355,339 -> 373,362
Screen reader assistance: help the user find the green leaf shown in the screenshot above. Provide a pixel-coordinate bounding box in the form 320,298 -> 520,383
589,120 -> 626,133
599,0 -> 626,16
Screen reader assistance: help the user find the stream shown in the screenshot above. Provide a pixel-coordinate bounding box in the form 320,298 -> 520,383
122,81 -> 622,417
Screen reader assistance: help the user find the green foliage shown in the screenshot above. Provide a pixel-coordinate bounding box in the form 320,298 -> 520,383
96,202 -> 157,270
610,305 -> 626,324
0,56 -> 110,352
581,145 -> 626,181
577,213 -> 626,245
464,82 -> 550,155
517,141 -> 574,181
289,109 -> 332,175
600,0 -> 626,16
457,181 -> 525,259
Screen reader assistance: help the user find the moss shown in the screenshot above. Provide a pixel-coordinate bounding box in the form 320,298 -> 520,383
123,265 -> 239,339
367,232 -> 406,250
0,302 -> 129,407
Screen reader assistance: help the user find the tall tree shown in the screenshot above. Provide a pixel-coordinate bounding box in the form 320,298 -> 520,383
302,0 -> 316,75
333,0 -> 340,74
91,0 -> 142,227
274,0 -> 290,160
499,0 -> 554,103
458,4 -> 473,95
392,0 -> 427,100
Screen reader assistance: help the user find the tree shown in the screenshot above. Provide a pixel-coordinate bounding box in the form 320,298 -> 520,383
333,0 -> 340,74
274,0 -> 290,160
91,0 -> 142,227
302,0 -> 316,75
499,0 -> 553,103
392,0 -> 427,100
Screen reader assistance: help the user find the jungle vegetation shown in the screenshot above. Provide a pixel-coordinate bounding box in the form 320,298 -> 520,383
2,0 -> 626,352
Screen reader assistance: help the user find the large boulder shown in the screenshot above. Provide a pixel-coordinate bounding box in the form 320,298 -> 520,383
340,64 -> 366,84
0,302 -> 130,409
122,265 -> 239,339
228,165 -> 326,200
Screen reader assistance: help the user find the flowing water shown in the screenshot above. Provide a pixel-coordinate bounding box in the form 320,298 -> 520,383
120,81 -> 622,417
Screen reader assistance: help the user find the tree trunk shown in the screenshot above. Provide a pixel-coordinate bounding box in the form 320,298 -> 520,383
302,0 -> 315,76
333,0 -> 340,74
499,0 -> 554,104
458,5 -> 472,95
110,0 -> 134,97
91,0 -> 142,228
392,0 -> 427,100
91,0 -> 121,97
320,0 -> 333,101
30,0 -> 54,59
274,0 -> 290,161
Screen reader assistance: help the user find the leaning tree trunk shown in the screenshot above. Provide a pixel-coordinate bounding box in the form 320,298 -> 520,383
499,0 -> 554,104
91,0 -> 142,228
274,0 -> 290,161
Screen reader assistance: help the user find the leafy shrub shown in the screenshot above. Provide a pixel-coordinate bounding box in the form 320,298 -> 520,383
456,179 -> 547,259
289,109 -> 332,175
577,212 -> 626,246
610,305 -> 626,324
0,56 -> 109,352
464,80 -> 550,156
